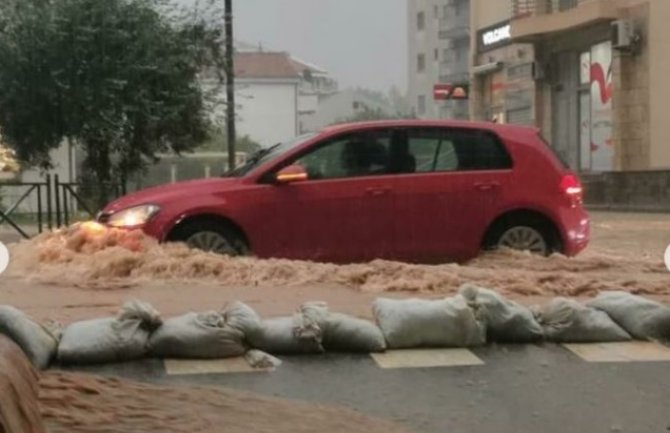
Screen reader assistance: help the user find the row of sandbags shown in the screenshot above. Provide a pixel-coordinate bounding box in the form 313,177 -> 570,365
376,286 -> 670,348
1,288 -> 670,369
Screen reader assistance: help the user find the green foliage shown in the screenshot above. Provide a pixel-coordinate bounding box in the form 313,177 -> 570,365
0,0 -> 225,205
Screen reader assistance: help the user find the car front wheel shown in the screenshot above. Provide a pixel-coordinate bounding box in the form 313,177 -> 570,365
169,220 -> 248,256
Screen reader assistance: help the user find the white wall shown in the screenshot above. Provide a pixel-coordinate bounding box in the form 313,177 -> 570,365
235,80 -> 299,147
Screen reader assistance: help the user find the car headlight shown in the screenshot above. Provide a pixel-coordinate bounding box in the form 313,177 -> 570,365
107,205 -> 160,228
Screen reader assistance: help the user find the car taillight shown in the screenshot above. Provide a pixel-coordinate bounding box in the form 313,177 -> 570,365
560,174 -> 583,205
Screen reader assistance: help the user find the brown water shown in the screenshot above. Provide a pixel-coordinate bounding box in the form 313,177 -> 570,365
7,222 -> 669,297
0,336 -> 45,433
0,332 -> 410,433
39,372 -> 412,433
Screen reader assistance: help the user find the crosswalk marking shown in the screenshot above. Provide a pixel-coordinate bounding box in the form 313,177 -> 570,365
164,357 -> 273,375
563,342 -> 670,363
370,348 -> 484,369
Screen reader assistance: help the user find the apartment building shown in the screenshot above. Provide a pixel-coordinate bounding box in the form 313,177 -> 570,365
408,0 -> 471,119
438,0 -> 471,119
470,0 -> 670,173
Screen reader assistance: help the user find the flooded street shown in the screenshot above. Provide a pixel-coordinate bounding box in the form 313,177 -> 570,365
1,211 -> 669,324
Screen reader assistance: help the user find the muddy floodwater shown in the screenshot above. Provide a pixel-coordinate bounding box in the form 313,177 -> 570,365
1,212 -> 669,323
0,335 -> 411,433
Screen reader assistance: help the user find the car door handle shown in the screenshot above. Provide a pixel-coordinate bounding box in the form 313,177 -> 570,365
474,181 -> 501,191
365,187 -> 391,196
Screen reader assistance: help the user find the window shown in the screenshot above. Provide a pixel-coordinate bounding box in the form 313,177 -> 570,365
417,11 -> 425,31
385,128 -> 510,175
294,131 -> 390,180
403,129 -> 458,173
433,5 -> 439,18
451,129 -> 512,170
434,49 -> 439,61
417,95 -> 426,115
417,53 -> 426,72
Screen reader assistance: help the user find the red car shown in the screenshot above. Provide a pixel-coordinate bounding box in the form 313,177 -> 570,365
99,120 -> 590,263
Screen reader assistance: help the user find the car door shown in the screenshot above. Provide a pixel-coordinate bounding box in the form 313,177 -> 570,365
392,127 -> 513,262
254,129 -> 396,263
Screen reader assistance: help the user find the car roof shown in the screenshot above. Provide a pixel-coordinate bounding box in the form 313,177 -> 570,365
320,119 -> 538,136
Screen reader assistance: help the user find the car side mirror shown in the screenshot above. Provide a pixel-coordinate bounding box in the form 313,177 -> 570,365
275,164 -> 308,184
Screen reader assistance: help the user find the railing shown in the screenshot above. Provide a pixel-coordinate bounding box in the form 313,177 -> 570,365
513,0 -> 583,19
438,12 -> 470,40
0,175 -> 126,238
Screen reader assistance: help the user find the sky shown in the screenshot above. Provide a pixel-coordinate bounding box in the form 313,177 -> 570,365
194,0 -> 408,93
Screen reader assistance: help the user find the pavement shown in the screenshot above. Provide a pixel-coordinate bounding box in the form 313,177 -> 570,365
61,342 -> 670,433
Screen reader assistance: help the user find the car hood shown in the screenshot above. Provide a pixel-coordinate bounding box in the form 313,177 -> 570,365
103,177 -> 242,213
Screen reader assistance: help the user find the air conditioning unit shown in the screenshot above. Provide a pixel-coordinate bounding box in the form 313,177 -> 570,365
612,19 -> 635,50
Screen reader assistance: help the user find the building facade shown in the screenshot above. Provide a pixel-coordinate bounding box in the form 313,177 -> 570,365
232,52 -> 301,148
438,0 -> 471,119
470,1 -> 536,128
469,0 -> 670,172
408,0 -> 471,119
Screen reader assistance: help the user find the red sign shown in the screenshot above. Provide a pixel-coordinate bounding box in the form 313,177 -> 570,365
433,83 -> 469,101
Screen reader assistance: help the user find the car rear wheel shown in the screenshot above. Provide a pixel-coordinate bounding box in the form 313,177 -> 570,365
485,214 -> 558,256
170,220 -> 248,256
496,226 -> 549,255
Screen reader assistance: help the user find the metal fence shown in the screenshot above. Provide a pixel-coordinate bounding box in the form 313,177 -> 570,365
0,175 -> 125,238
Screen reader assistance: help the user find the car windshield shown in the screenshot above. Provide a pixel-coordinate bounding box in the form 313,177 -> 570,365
225,133 -> 317,177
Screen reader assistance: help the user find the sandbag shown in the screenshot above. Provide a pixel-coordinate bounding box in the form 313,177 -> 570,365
293,302 -> 329,341
223,301 -> 263,336
148,311 -> 246,359
0,306 -> 58,370
460,285 -> 543,343
244,349 -> 283,369
293,302 -> 386,352
587,292 -> 670,341
538,298 -> 632,342
58,300 -> 162,365
373,296 -> 486,349
246,302 -> 327,354
247,316 -> 324,354
322,314 -> 386,353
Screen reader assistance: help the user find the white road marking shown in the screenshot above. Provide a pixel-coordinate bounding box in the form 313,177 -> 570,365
370,348 -> 484,369
563,342 -> 670,363
164,357 -> 273,375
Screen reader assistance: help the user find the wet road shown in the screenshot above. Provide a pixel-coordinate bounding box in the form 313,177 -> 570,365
63,342 -> 670,433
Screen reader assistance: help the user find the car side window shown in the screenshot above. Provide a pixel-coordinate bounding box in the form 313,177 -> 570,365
294,131 -> 390,180
387,128 -> 457,174
450,129 -> 512,171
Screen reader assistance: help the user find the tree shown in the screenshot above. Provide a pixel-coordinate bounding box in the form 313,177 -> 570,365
0,0 -> 225,206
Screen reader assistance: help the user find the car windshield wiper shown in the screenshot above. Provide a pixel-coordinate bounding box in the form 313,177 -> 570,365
222,142 -> 281,177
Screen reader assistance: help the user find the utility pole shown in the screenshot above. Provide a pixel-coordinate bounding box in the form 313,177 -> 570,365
224,0 -> 236,171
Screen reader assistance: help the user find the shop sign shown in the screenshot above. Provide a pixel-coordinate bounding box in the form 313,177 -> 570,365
478,20 -> 512,53
433,83 -> 469,101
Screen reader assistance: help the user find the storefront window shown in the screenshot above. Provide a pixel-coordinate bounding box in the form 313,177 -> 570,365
589,41 -> 613,172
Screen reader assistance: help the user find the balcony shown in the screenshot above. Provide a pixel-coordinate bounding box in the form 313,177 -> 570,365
439,61 -> 470,85
511,0 -> 619,42
439,7 -> 470,41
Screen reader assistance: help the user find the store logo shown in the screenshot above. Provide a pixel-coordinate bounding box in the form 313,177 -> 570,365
482,24 -> 511,46
0,242 -> 9,275
665,244 -> 670,272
